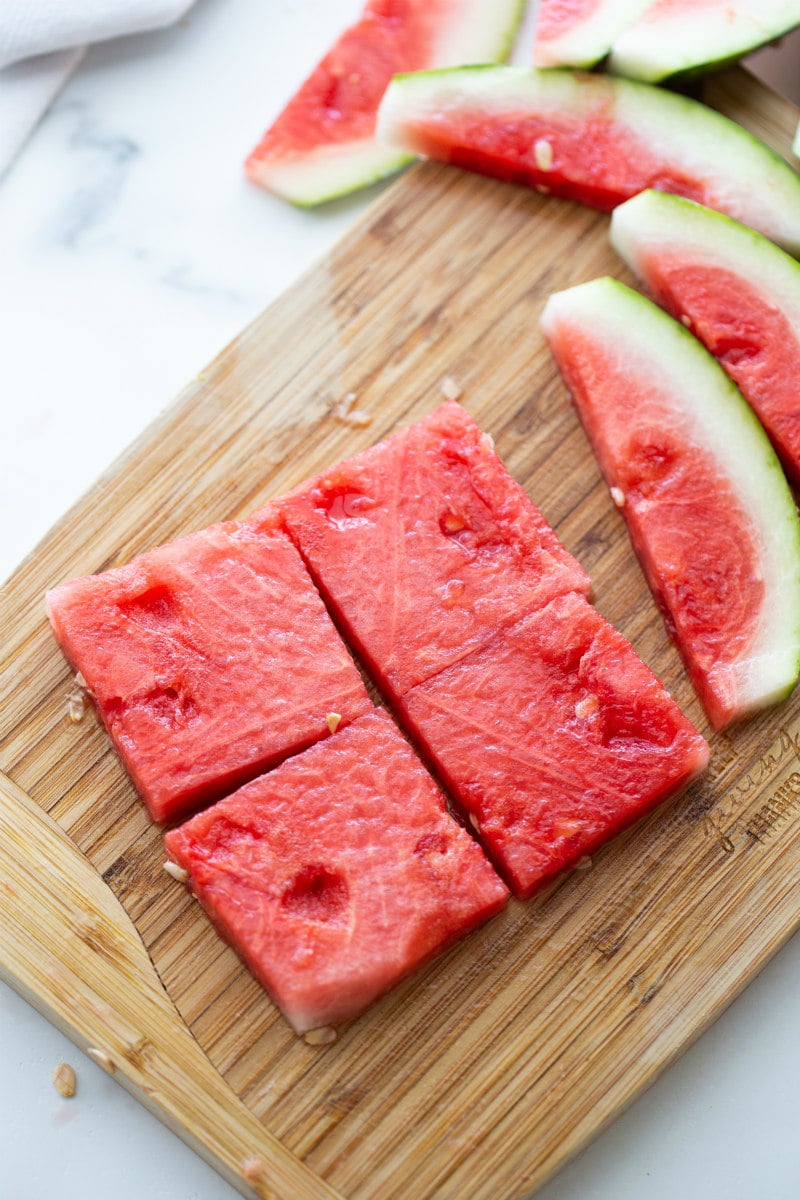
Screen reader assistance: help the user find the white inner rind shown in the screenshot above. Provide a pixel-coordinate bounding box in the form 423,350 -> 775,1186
247,141 -> 414,207
533,0 -> 653,69
540,277 -> 800,718
611,190 -> 800,332
376,67 -> 800,257
252,0 -> 524,206
609,0 -> 800,82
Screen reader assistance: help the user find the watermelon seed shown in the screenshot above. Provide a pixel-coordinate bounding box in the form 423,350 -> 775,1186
326,712 -> 341,733
610,487 -> 626,508
304,1026 -> 337,1046
681,314 -> 693,328
535,183 -> 551,195
440,375 -> 463,402
163,860 -> 189,884
51,1062 -> 76,1098
574,856 -> 593,871
534,139 -> 554,172
575,695 -> 600,719
66,692 -> 85,723
332,392 -> 372,427
440,512 -> 467,535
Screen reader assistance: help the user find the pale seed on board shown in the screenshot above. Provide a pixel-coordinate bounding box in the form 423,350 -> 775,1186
440,375 -> 463,402
332,392 -> 372,427
163,860 -> 189,884
304,1026 -> 337,1046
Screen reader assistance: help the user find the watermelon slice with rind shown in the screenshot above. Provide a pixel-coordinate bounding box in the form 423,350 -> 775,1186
245,0 -> 525,207
399,591 -> 709,898
46,519 -> 373,824
376,65 -> 800,257
608,0 -> 800,84
541,276 -> 800,729
164,709 -> 509,1034
533,0 -> 654,69
277,400 -> 590,699
611,189 -> 800,489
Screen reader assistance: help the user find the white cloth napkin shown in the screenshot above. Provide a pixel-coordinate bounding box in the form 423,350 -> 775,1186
0,0 -> 196,177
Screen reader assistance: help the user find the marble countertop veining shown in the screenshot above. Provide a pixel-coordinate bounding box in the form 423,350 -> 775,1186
3,2 -> 800,1197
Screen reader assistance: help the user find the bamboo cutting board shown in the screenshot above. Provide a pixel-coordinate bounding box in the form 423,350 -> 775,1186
2,68 -> 800,1200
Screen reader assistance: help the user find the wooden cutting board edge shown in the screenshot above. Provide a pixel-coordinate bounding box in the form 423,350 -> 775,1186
2,65 -> 800,1200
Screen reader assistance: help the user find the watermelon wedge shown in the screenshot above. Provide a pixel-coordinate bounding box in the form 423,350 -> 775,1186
376,65 -> 800,256
541,277 -> 800,729
276,400 -> 590,699
47,519 -> 372,824
245,0 -> 525,206
533,0 -> 654,69
164,709 -> 509,1034
608,1 -> 800,84
611,189 -> 800,488
399,591 -> 709,898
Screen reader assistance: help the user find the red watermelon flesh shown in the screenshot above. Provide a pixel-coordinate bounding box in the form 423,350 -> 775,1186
542,277 -> 800,728
245,0 -> 524,206
275,401 -> 590,699
47,519 -> 372,824
164,709 -> 509,1033
638,260 -> 800,486
376,67 -> 800,257
398,591 -> 709,899
610,192 -> 800,489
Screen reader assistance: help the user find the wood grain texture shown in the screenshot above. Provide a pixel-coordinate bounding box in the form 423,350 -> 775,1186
2,67 -> 800,1200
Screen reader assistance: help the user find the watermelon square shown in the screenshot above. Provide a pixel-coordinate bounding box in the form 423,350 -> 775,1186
398,592 -> 709,899
47,519 -> 373,824
276,401 -> 590,699
164,709 -> 509,1034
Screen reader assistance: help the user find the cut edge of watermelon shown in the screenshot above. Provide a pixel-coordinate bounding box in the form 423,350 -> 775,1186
541,277 -> 800,727
608,2 -> 800,83
376,65 -> 800,258
533,0 -> 654,69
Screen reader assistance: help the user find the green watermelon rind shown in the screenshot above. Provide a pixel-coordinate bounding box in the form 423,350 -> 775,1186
540,276 -> 800,724
607,3 -> 800,85
248,0 -> 527,208
376,66 -> 800,258
611,189 -> 800,331
532,0 -> 653,70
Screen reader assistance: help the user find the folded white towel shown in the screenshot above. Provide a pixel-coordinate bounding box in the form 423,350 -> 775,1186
0,0 -> 195,177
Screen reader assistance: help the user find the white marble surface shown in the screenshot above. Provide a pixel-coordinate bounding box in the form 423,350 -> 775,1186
3,2 -> 800,1197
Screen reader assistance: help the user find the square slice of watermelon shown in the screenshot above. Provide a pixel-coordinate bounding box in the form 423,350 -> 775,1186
398,592 -> 709,899
46,519 -> 373,824
164,709 -> 509,1034
277,401 -> 590,699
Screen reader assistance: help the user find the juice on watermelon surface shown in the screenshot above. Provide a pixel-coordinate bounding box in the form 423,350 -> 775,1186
164,709 -> 509,1034
277,401 -> 590,700
47,519 -> 372,824
399,591 -> 709,898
